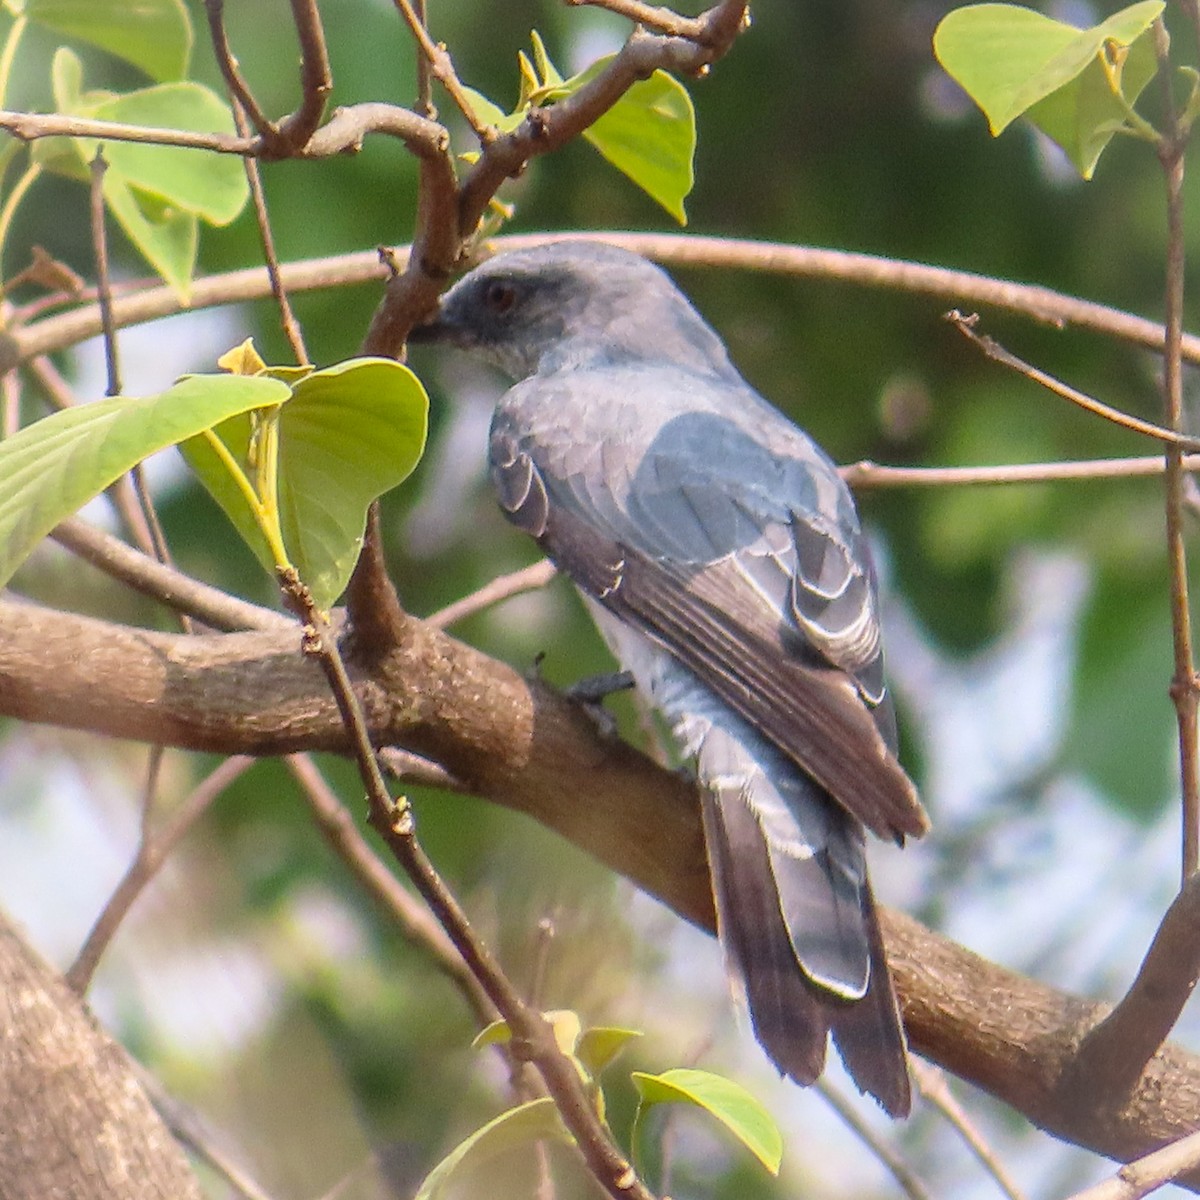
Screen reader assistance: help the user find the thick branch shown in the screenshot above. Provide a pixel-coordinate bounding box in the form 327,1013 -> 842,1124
0,907 -> 204,1199
4,597 -> 1200,1181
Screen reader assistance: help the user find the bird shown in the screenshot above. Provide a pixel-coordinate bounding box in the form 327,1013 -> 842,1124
409,240 -> 929,1116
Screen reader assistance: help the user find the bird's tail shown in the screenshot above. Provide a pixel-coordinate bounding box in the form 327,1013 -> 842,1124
697,723 -> 911,1117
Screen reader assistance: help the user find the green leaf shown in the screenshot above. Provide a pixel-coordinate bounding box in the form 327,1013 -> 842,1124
546,58 -> 696,222
575,1026 -> 642,1076
85,82 -> 249,225
1025,26 -> 1159,178
473,1010 -> 583,1057
38,53 -> 249,295
181,358 -> 429,611
459,86 -> 527,136
0,374 -> 288,590
631,1068 -> 782,1176
934,1 -> 1164,165
22,0 -> 192,82
470,36 -> 696,221
413,1099 -> 571,1200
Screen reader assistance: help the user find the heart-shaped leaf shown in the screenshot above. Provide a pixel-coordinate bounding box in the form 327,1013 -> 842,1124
934,1 -> 1164,177
181,358 -> 429,610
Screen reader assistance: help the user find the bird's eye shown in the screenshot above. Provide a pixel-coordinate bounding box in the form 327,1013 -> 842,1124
483,280 -> 518,315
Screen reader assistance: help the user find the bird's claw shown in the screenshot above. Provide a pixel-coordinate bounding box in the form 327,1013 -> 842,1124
566,670 -> 635,739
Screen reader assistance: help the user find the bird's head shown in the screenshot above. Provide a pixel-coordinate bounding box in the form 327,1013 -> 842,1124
409,240 -> 737,382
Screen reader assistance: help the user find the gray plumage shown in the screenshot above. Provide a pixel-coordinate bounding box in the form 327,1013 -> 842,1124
411,241 -> 929,1115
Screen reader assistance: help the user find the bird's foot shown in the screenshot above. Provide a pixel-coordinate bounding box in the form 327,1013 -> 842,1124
566,670 -> 635,739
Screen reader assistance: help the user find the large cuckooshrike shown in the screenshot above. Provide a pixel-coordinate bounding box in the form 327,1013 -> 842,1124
411,241 -> 928,1115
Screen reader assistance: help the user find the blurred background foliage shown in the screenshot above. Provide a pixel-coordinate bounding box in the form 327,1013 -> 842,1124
4,0 -> 1200,1196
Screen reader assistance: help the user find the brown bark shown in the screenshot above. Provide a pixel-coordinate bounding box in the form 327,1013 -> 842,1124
3,596 -> 1200,1183
0,909 -> 203,1199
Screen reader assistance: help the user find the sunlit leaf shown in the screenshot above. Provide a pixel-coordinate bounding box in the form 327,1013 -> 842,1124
934,1 -> 1163,175
181,358 -> 429,610
0,374 -> 288,590
631,1068 -> 782,1175
576,1026 -> 642,1076
544,57 -> 696,222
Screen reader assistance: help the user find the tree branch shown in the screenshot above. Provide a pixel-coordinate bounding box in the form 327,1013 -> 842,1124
0,908 -> 205,1199
5,597 -> 1200,1182
12,233 -> 1200,373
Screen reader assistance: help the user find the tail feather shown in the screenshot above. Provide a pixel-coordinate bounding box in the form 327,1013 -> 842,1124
701,786 -> 829,1085
829,883 -> 911,1117
697,724 -> 911,1115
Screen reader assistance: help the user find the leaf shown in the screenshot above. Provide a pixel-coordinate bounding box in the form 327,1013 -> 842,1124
473,1010 -> 583,1057
934,1 -> 1164,175
631,1068 -> 782,1176
1025,28 -> 1159,178
545,58 -> 696,222
22,0 -> 192,82
575,1027 -> 642,1076
181,358 -> 429,611
413,1099 -> 571,1200
0,374 -> 289,590
467,36 -> 696,220
38,52 -> 249,296
100,173 -> 198,298
459,86 -> 527,136
85,82 -> 249,225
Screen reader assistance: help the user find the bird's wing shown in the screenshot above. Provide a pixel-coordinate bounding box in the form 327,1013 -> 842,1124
490,383 -> 927,843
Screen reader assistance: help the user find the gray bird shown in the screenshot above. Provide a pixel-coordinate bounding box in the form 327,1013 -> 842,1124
411,241 -> 929,1115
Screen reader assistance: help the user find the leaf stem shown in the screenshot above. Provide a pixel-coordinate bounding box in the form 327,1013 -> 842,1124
199,424 -> 292,570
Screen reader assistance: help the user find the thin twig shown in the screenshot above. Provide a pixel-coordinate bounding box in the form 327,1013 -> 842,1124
66,755 -> 255,993
89,149 -> 119,398
378,745 -> 463,790
948,311 -> 1200,451
565,0 -> 711,40
87,148 -> 181,592
413,0 -> 433,118
1153,16 -> 1200,882
841,454 -> 1200,489
427,560 -> 558,629
203,0 -> 274,138
49,517 -> 287,633
277,566 -> 658,1200
911,1060 -> 1027,1200
17,234 -> 1200,371
1063,1127 -> 1200,1200
816,1079 -> 932,1200
137,1063 -> 278,1200
230,95 -> 309,364
390,0 -> 490,139
1,357 -> 17,437
277,0 -> 333,149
